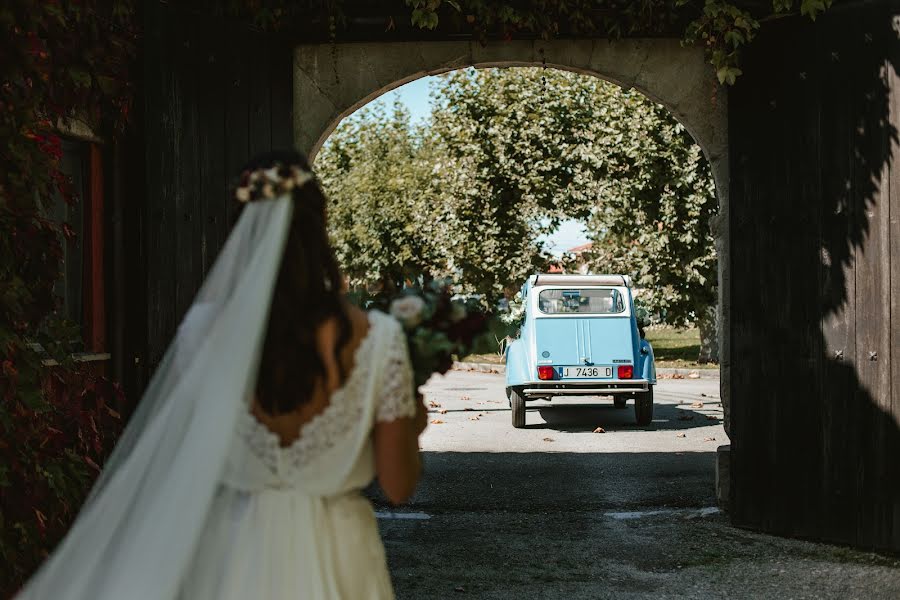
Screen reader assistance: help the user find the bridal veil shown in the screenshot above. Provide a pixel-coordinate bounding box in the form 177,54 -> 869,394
18,197 -> 294,599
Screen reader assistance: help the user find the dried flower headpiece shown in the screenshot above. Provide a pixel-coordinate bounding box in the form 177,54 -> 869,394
234,162 -> 315,203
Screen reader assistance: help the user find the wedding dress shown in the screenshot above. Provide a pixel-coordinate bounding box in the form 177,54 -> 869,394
179,309 -> 414,599
18,195 -> 414,600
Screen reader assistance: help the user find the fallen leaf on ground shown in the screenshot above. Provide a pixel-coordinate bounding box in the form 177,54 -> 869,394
677,414 -> 694,421
676,433 -> 687,438
460,395 -> 471,401
430,419 -> 444,425
593,427 -> 606,433
671,374 -> 685,379
542,437 -> 554,442
701,393 -> 708,397
428,401 -> 441,408
691,401 -> 704,409
468,416 -> 479,421
439,409 -> 448,414
703,436 -> 717,442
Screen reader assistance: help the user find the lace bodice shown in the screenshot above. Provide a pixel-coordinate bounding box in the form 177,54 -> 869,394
222,311 -> 415,493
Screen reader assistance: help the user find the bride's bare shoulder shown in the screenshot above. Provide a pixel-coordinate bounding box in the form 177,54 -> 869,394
339,303 -> 374,345
344,303 -> 369,328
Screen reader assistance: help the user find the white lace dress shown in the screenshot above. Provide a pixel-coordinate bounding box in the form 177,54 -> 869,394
178,311 -> 415,600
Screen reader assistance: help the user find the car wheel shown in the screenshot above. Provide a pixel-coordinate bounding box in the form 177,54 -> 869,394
614,397 -> 627,409
510,387 -> 526,429
634,387 -> 654,426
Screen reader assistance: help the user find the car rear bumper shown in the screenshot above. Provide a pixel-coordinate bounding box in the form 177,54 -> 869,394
520,379 -> 651,398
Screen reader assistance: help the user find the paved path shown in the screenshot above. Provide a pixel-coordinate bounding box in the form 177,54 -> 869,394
371,371 -> 900,599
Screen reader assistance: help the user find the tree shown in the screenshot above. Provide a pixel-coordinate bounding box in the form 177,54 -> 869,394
316,67 -> 719,360
428,68 -> 718,362
580,85 -> 719,361
315,102 -> 441,291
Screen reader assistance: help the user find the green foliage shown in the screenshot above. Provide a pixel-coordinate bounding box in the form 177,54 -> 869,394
316,102 -> 442,290
211,1 -> 833,85
397,1 -> 832,84
579,85 -> 718,328
0,1 -> 134,592
317,67 -> 717,330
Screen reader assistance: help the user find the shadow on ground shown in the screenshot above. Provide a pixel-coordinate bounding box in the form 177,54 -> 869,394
369,451 -> 900,599
523,401 -> 720,433
371,451 -> 717,513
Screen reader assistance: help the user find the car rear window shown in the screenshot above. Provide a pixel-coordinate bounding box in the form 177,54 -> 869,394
538,288 -> 626,315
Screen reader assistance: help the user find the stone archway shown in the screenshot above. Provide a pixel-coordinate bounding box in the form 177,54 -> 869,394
293,38 -> 731,427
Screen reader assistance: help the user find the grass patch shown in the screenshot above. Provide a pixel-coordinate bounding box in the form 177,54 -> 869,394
463,327 -> 718,370
645,327 -> 716,369
461,352 -> 506,364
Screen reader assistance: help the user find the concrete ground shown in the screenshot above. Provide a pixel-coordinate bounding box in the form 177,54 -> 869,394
370,371 -> 900,599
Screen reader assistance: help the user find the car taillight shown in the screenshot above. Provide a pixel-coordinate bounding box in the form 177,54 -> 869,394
617,365 -> 634,379
537,366 -> 556,380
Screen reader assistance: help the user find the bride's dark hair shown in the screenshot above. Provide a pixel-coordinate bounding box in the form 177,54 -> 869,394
237,149 -> 351,415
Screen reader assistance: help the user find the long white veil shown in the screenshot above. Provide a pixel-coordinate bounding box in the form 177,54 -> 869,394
18,197 -> 294,599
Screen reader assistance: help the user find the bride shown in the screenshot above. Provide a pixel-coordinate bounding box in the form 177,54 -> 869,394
19,151 -> 428,599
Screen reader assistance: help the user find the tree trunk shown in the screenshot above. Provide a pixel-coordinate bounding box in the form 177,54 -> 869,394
697,305 -> 719,364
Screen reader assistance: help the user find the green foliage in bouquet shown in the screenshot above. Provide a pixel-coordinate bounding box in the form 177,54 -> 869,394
349,281 -> 492,389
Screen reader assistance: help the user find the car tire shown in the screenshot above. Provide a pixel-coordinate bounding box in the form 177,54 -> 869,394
635,387 -> 654,426
510,387 -> 526,429
614,397 -> 627,409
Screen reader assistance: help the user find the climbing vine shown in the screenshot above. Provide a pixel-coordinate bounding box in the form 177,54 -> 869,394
200,1 -> 834,85
0,1 -> 135,593
401,0 -> 834,85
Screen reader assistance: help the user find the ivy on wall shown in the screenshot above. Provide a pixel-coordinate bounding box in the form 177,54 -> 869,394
0,1 -> 136,592
401,0 -> 834,85
199,1 -> 834,85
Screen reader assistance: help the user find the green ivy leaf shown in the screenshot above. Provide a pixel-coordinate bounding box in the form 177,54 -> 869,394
68,68 -> 93,88
716,65 -> 742,85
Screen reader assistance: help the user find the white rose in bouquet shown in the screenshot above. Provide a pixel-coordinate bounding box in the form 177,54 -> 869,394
449,302 -> 467,323
390,295 -> 426,328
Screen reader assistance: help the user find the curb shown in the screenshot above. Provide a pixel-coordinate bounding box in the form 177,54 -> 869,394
655,368 -> 720,380
452,361 -> 720,380
452,361 -> 505,374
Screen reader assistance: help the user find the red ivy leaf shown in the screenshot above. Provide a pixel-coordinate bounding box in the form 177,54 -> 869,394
61,222 -> 77,241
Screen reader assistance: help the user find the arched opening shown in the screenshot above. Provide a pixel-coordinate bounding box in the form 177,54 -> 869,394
298,44 -> 735,595
314,66 -> 722,367
311,64 -> 728,439
294,38 -> 731,430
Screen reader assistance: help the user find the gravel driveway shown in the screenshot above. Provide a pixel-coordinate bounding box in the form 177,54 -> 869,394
370,371 -> 900,599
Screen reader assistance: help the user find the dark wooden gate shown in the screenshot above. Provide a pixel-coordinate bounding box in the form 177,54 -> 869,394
728,2 -> 900,551
112,2 -> 294,395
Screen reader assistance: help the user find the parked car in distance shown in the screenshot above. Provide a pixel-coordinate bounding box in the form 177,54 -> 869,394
504,274 -> 656,428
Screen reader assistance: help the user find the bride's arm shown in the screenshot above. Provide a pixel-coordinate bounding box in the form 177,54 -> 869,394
373,397 -> 426,504
372,317 -> 425,505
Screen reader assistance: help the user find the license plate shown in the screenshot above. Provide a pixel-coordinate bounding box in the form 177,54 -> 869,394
560,366 -> 612,379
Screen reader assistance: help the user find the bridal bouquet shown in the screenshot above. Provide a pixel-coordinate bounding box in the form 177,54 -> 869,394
352,282 -> 490,389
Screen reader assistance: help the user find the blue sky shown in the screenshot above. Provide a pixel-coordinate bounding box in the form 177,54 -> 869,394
368,75 -> 591,256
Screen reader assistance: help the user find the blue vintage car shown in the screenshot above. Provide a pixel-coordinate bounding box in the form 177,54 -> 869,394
505,274 -> 656,428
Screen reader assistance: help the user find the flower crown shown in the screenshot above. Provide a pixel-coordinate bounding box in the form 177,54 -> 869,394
234,162 -> 315,203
